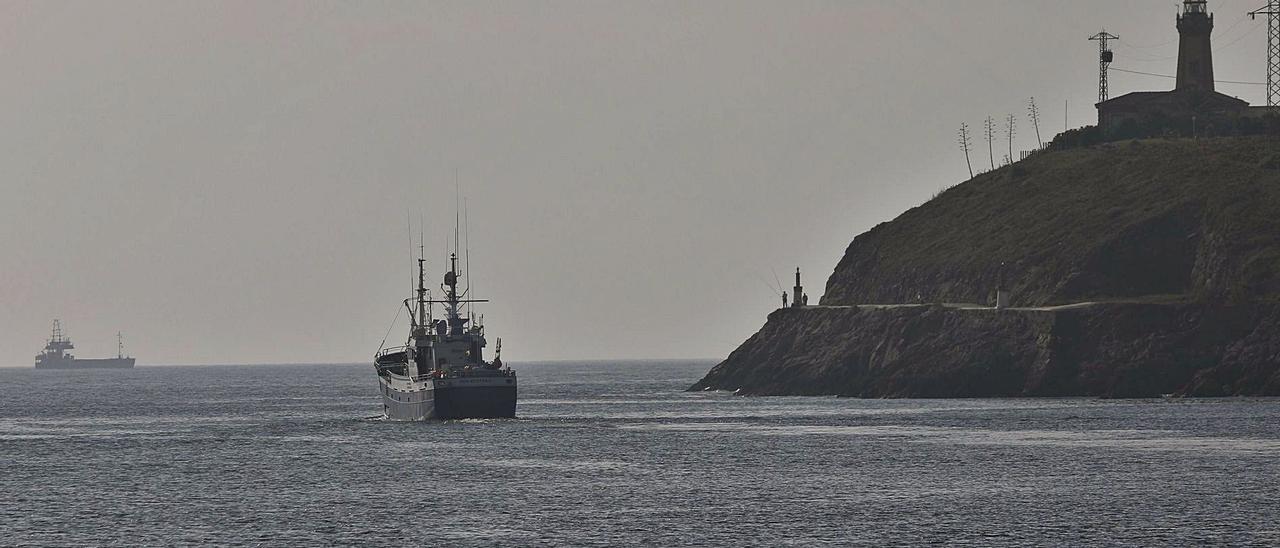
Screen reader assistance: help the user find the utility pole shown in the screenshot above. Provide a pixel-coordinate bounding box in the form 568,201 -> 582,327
1089,30 -> 1120,102
1251,2 -> 1280,107
984,116 -> 996,170
958,123 -> 974,179
1028,97 -> 1043,148
1005,114 -> 1017,165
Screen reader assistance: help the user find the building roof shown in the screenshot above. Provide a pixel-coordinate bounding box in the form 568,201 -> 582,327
1097,89 -> 1249,110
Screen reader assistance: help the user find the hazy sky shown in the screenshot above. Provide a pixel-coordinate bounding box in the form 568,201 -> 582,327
1,1 -> 1272,365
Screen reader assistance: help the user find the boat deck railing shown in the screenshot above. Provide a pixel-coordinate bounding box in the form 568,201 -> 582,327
376,345 -> 408,360
411,367 -> 515,382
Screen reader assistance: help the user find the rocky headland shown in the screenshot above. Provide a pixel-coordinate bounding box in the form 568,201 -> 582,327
692,136 -> 1280,397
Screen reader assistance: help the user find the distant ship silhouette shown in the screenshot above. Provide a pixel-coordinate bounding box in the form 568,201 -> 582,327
34,320 -> 135,369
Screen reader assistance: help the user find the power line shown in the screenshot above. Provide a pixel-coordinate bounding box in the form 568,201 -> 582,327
1113,41 -> 1177,63
1214,12 -> 1255,43
1110,66 -> 1266,85
1215,18 -> 1265,51
1111,12 -> 1257,64
1116,37 -> 1177,49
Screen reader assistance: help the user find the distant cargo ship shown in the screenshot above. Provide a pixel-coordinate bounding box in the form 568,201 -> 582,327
34,320 -> 135,369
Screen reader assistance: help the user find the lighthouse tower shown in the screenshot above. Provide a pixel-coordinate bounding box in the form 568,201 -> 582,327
1176,0 -> 1215,91
791,268 -> 808,308
1095,0 -> 1253,138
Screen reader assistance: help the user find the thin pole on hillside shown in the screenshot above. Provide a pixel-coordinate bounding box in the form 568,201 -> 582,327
958,123 -> 974,179
984,116 -> 996,170
1028,97 -> 1043,148
1005,114 -> 1017,165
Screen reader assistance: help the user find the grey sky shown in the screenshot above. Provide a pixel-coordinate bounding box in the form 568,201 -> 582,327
1,0 -> 1271,365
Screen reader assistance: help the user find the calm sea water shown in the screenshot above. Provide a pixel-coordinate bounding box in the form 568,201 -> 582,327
1,360 -> 1278,547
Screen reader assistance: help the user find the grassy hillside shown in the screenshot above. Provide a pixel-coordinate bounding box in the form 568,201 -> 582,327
822,137 -> 1280,306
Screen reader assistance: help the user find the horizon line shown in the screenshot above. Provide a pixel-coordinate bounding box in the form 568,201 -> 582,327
0,357 -> 722,369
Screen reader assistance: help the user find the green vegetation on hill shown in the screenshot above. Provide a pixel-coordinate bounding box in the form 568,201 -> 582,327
822,136 -> 1280,307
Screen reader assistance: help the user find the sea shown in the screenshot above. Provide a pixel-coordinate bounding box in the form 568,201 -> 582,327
1,360 -> 1278,547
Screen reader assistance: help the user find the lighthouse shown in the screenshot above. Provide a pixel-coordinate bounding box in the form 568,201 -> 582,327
1094,0 -> 1261,138
1176,0 -> 1215,92
792,268 -> 808,308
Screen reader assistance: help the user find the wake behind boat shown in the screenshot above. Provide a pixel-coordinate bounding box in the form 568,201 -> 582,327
373,251 -> 516,420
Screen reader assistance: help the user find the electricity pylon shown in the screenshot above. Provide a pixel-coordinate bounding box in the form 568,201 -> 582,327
1089,30 -> 1120,102
1250,2 -> 1280,107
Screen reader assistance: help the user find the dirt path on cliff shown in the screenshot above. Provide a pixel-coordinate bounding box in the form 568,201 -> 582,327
809,301 -> 1105,312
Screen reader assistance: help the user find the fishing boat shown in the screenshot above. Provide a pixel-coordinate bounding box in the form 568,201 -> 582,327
373,250 -> 516,420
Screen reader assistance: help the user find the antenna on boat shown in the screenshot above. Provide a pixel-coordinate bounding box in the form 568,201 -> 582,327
416,255 -> 428,330
117,331 -> 124,359
454,168 -> 461,269
453,171 -> 466,320
407,208 -> 415,301
420,209 -> 431,325
464,197 -> 472,319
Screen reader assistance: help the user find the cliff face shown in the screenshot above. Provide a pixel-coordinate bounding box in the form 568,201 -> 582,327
695,137 -> 1280,397
690,304 -> 1280,398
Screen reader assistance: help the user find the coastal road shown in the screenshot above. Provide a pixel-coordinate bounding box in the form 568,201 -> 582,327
802,301 -> 1106,312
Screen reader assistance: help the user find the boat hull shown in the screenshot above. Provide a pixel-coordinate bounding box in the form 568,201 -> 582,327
35,357 -> 135,369
380,375 -> 517,420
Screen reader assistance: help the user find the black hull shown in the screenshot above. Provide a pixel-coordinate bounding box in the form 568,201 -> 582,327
35,358 -> 135,370
380,376 -> 517,421
434,385 -> 517,419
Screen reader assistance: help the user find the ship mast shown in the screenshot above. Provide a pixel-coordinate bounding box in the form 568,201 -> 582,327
445,252 -> 462,335
417,257 -> 428,328
433,207 -> 487,337
431,251 -> 488,337
46,320 -> 74,354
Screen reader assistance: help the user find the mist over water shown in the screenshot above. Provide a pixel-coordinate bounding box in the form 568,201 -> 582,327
2,361 -> 1279,546
6,1 -> 1271,367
